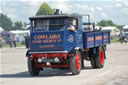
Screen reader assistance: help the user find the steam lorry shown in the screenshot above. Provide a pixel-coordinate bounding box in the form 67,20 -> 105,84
26,10 -> 110,76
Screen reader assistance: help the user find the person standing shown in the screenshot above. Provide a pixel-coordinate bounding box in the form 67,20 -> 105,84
8,35 -> 13,48
0,34 -> 3,48
12,35 -> 16,48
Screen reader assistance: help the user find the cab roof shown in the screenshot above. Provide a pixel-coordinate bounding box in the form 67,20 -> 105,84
29,13 -> 82,20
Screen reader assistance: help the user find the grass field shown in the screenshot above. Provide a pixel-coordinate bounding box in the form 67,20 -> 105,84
111,38 -> 120,43
2,42 -> 25,48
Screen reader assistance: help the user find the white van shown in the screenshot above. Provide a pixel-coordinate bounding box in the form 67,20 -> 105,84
123,25 -> 128,40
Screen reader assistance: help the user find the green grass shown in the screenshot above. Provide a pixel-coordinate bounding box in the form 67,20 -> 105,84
3,42 -> 25,48
111,38 -> 120,43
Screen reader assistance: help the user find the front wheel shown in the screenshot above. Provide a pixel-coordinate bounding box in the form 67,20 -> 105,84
70,51 -> 82,75
28,58 -> 40,76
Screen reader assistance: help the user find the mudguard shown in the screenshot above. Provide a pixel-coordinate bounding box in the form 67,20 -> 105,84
26,49 -> 31,57
69,47 -> 84,58
102,45 -> 106,59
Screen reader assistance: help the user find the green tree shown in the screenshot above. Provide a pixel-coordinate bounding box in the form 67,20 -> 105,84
13,21 -> 23,30
97,19 -> 124,31
36,2 -> 54,16
107,20 -> 116,26
0,13 -> 13,31
116,25 -> 124,31
97,20 -> 116,27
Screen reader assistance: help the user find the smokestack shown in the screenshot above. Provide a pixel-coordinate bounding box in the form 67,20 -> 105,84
54,9 -> 62,15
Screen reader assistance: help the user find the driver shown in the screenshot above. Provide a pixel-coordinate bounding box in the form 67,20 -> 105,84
67,19 -> 75,32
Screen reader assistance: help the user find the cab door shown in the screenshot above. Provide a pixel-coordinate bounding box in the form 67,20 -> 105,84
64,18 -> 84,52
75,18 -> 84,49
64,30 -> 76,52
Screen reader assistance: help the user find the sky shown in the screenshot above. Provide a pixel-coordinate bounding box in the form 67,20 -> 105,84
0,0 -> 128,25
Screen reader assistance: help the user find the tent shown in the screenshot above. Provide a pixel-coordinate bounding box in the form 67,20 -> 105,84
0,31 -> 15,35
0,27 -> 4,32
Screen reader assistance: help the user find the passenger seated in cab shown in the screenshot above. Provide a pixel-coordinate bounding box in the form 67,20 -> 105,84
35,20 -> 47,31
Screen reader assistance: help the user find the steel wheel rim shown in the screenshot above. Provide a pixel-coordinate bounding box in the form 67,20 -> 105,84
100,50 -> 104,65
76,54 -> 81,71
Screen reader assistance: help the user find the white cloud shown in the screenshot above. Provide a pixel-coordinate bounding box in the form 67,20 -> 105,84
113,0 -> 128,1
96,7 -> 102,11
74,4 -> 96,20
114,0 -> 123,1
89,7 -> 95,12
123,1 -> 128,7
122,8 -> 128,15
7,0 -> 45,1
8,13 -> 17,19
7,0 -> 70,2
75,4 -> 88,9
101,12 -> 108,18
74,4 -> 95,15
75,4 -> 95,12
115,3 -> 122,8
1,0 -> 128,25
27,1 -> 40,6
50,1 -> 72,13
3,7 -> 15,12
0,10 -> 2,13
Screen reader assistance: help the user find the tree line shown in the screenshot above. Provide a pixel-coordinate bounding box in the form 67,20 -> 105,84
0,2 -> 54,31
97,20 -> 124,31
0,2 -> 124,31
0,13 -> 24,31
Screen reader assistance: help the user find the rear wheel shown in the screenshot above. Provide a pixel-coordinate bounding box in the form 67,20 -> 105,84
90,46 -> 105,68
28,58 -> 40,76
70,51 -> 82,75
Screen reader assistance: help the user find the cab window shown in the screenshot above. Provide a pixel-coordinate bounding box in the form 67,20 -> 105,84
72,18 -> 79,30
31,18 -> 65,31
